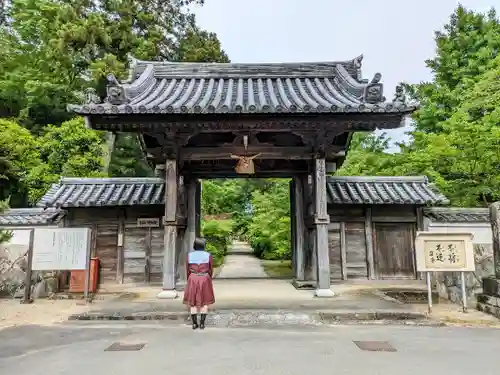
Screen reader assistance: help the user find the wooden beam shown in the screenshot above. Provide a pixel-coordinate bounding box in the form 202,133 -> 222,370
179,146 -> 344,160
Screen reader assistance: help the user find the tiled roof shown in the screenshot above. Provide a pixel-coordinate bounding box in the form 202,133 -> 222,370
423,207 -> 490,223
0,208 -> 65,226
68,56 -> 415,115
326,176 -> 448,205
37,178 -> 165,208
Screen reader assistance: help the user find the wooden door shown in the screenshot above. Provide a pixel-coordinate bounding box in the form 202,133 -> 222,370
374,223 -> 416,279
95,224 -> 118,284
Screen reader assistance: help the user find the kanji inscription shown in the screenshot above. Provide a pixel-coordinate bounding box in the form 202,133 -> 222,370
424,240 -> 466,269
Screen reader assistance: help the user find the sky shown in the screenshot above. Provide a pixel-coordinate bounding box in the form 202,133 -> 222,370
193,0 -> 495,148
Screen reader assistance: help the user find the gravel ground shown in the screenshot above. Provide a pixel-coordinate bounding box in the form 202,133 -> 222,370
0,299 -> 89,328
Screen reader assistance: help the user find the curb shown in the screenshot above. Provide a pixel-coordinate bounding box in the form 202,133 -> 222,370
67,309 -> 442,326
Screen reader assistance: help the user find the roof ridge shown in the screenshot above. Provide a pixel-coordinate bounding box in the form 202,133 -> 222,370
424,207 -> 489,213
328,176 -> 428,183
2,208 -> 60,214
59,177 -> 165,185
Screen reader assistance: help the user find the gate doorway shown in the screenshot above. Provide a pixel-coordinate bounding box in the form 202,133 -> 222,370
200,178 -> 293,280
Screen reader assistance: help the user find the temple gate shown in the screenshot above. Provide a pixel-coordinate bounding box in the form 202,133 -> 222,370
67,56 -> 415,298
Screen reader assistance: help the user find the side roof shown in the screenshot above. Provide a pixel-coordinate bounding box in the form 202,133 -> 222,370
0,208 -> 65,226
37,177 -> 165,208
68,55 -> 415,116
423,207 -> 490,223
327,176 -> 448,205
37,176 -> 447,209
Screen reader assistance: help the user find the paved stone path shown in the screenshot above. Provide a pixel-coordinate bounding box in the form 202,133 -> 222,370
216,240 -> 268,279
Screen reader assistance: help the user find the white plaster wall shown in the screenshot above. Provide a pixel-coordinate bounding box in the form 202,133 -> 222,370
423,218 -> 492,245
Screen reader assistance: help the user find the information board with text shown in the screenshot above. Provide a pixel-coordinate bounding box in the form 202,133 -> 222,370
32,228 -> 91,271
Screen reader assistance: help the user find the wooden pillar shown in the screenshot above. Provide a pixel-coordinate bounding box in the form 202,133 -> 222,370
313,158 -> 334,297
490,202 -> 500,279
116,217 -> 125,284
195,180 -> 202,237
364,207 -> 375,279
290,180 -> 297,277
180,178 -> 197,287
293,175 -> 306,281
158,159 -> 179,299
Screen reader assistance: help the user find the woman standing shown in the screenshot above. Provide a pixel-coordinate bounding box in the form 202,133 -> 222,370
183,237 -> 215,329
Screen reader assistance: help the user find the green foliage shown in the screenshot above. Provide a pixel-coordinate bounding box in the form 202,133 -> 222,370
201,219 -> 233,266
247,180 -> 291,260
0,200 -> 12,244
338,5 -> 500,208
28,118 -> 106,203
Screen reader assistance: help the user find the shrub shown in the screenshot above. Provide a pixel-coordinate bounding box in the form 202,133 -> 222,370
201,219 -> 233,265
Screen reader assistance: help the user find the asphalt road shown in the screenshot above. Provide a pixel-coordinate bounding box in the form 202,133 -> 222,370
1,322 -> 499,375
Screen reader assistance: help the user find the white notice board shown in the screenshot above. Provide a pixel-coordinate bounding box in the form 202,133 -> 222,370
415,231 -> 475,272
32,228 -> 91,271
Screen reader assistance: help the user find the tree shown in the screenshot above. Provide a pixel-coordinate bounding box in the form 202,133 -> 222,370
337,6 -> 500,208
0,119 -> 41,207
26,118 -> 106,203
0,0 -> 227,130
408,5 -> 500,134
108,134 -> 153,177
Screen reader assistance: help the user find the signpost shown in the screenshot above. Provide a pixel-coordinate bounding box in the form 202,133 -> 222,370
415,232 -> 475,314
31,228 -> 92,300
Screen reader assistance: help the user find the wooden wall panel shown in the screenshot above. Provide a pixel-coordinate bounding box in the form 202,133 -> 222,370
345,222 -> 368,278
328,223 -> 342,279
150,228 -> 164,283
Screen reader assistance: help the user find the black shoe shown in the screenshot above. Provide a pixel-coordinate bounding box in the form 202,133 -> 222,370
200,313 -> 207,329
191,314 -> 198,329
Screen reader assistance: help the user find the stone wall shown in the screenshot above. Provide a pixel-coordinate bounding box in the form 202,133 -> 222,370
433,244 -> 494,304
0,243 -> 59,299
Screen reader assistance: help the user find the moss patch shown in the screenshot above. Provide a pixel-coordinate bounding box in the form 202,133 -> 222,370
261,260 -> 293,278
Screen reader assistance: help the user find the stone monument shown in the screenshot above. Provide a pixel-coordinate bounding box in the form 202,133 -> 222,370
477,202 -> 500,317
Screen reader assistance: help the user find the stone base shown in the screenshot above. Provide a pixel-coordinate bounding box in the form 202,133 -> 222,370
482,277 -> 500,297
292,279 -> 316,290
157,289 -> 178,299
314,288 -> 335,298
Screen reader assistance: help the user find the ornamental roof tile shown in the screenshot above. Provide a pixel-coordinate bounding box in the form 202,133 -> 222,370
326,176 -> 448,205
68,56 -> 415,116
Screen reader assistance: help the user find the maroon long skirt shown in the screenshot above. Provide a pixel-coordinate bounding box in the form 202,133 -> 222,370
183,274 -> 215,307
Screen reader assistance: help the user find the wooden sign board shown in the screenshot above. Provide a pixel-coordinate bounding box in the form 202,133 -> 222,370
415,232 -> 475,272
137,218 -> 160,228
32,228 -> 91,271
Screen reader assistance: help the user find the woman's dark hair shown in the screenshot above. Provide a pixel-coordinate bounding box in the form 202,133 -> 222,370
193,237 -> 206,251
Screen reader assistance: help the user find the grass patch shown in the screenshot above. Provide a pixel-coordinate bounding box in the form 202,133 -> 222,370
261,259 -> 293,278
